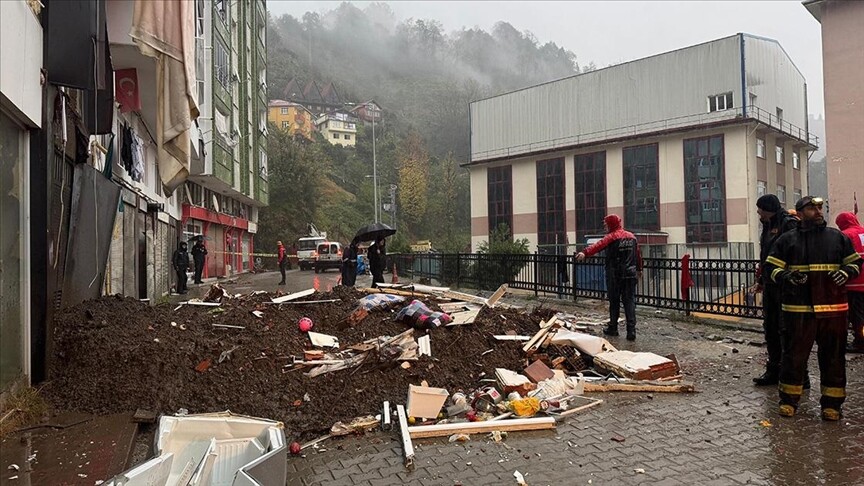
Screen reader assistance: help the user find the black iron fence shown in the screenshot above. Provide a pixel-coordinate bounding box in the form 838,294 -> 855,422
389,252 -> 762,320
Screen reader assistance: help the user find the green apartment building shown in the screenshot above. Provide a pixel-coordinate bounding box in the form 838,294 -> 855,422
185,0 -> 269,277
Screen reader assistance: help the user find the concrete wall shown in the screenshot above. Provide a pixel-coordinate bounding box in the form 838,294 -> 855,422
821,0 -> 864,216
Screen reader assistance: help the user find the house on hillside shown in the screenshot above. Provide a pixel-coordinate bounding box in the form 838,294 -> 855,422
281,77 -> 345,115
316,111 -> 358,147
268,100 -> 315,140
467,33 -> 818,257
348,100 -> 383,125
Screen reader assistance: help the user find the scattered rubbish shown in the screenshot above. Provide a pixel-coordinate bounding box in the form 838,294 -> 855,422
449,433 -> 471,443
308,331 -> 339,348
271,288 -> 316,304
760,420 -> 773,428
290,442 -> 302,455
218,346 -> 239,363
524,360 -> 555,383
395,300 -> 452,329
330,415 -> 378,436
635,468 -> 646,474
251,311 -> 264,319
513,470 -> 527,485
592,351 -> 680,380
488,431 -> 508,442
7,465 -> 19,471
381,402 -> 392,431
194,359 -> 211,373
407,384 -> 450,420
107,411 -> 286,486
447,309 -> 480,326
494,335 -> 531,341
418,335 -> 431,357
611,434 -> 626,442
397,404 -> 415,469
509,397 -> 542,417
401,362 -> 412,369
211,323 -> 244,329
408,417 -> 556,439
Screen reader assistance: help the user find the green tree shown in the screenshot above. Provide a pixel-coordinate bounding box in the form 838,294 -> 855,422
396,132 -> 429,234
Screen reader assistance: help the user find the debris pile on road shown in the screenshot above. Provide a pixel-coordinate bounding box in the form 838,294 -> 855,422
44,283 -> 693,444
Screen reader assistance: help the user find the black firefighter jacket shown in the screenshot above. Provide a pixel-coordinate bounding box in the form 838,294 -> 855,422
764,221 -> 863,318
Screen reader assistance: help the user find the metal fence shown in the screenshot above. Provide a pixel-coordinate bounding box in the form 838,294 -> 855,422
390,252 -> 762,320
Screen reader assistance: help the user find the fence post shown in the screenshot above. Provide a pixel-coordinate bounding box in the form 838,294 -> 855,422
456,253 -> 461,287
533,251 -> 539,297
572,252 -> 577,302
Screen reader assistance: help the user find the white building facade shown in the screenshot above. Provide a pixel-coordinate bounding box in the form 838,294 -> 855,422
468,34 -> 818,255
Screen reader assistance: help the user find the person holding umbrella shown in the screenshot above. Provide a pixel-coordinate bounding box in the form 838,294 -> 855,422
172,241 -> 190,294
368,236 -> 387,288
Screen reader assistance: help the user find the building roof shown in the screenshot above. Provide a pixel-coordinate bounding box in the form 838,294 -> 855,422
268,100 -> 314,115
282,78 -> 302,101
803,0 -> 824,21
302,80 -> 325,103
319,82 -> 343,105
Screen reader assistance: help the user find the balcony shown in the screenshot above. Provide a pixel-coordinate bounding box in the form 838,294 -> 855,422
746,105 -> 818,149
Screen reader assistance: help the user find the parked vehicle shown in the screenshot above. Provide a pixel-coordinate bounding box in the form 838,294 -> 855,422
297,223 -> 327,270
314,241 -> 342,273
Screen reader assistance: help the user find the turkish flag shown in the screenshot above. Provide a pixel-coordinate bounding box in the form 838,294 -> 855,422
114,68 -> 140,113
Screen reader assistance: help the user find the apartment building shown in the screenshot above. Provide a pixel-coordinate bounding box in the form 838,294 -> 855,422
316,111 -> 359,147
268,100 -> 315,140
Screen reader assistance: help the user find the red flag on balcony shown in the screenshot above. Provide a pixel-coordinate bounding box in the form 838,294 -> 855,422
114,68 -> 140,113
681,254 -> 695,301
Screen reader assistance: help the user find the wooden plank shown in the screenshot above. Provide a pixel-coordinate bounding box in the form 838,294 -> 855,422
362,288 -> 423,298
521,317 -> 557,352
446,309 -> 480,326
555,398 -> 604,418
397,405 -> 415,469
484,284 -> 508,308
493,335 -> 531,341
271,288 -> 316,303
583,382 -> 695,393
407,417 -> 556,439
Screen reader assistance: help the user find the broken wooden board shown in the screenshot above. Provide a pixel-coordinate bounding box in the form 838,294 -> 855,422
554,397 -> 604,418
438,302 -> 479,314
583,381 -> 695,393
592,351 -> 679,380
446,309 -> 480,326
407,417 -> 556,439
271,288 -> 316,304
484,284 -> 508,308
522,317 -> 559,353
493,335 -> 531,341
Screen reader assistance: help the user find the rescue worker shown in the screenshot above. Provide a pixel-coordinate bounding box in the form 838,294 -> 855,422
836,212 -> 864,353
191,236 -> 208,284
277,240 -> 287,285
341,239 -> 359,287
576,214 -> 643,340
172,241 -> 190,294
753,194 -> 799,386
764,196 -> 862,420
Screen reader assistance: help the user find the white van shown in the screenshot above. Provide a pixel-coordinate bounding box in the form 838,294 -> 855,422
297,236 -> 326,270
314,241 -> 343,273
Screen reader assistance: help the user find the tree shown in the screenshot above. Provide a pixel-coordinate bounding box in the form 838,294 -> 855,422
396,132 -> 429,234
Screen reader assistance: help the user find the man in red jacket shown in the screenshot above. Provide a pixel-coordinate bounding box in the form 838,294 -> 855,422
577,214 -> 643,340
277,240 -> 287,285
836,212 -> 864,353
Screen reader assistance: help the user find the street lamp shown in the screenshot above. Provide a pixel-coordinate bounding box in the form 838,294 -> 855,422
367,102 -> 378,223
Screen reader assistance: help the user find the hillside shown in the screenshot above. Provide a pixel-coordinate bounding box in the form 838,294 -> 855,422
259,2 -> 592,253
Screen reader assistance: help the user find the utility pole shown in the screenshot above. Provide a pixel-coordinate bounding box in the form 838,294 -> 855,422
370,102 -> 378,223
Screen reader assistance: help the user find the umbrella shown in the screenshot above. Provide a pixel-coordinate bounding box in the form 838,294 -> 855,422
354,222 -> 396,243
187,234 -> 211,242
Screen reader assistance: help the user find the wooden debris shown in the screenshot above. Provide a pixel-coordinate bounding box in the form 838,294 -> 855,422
407,416 -> 556,439
271,288 -> 316,304
300,434 -> 333,451
132,409 -> 157,424
493,335 -> 531,341
485,284 -> 508,308
583,381 -> 695,393
304,350 -> 325,361
195,359 -> 211,372
524,360 -> 555,383
397,405 -> 415,469
211,323 -> 245,330
447,309 -> 480,326
308,332 -> 340,348
418,335 -> 431,357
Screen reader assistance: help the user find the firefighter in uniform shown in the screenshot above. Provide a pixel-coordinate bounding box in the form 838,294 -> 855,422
764,196 -> 863,420
753,194 -> 799,386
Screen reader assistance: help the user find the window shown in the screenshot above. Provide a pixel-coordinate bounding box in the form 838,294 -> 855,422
215,40 -> 229,88
195,0 -> 205,105
344,134 -> 351,141
756,138 -> 766,159
684,135 -> 726,243
776,107 -> 783,125
793,189 -> 802,204
623,144 -> 660,231
777,185 -> 786,205
775,145 -> 784,165
757,180 -> 767,198
282,121 -> 289,129
487,166 -> 513,235
708,92 -> 733,112
281,107 -> 288,115
332,133 -> 339,139
749,92 -> 757,107
793,151 -> 800,170
215,0 -> 228,26
536,158 -> 566,246
574,151 -> 607,242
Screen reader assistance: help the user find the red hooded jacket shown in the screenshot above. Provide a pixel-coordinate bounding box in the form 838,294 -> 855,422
836,212 -> 864,292
582,214 -> 643,279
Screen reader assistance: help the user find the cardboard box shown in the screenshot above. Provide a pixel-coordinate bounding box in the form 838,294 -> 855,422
406,384 -> 449,419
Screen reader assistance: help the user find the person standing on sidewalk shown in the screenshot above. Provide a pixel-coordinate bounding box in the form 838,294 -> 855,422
576,214 -> 643,340
277,240 -> 287,285
836,211 -> 864,353
191,236 -> 208,284
172,241 -> 190,294
764,196 -> 862,420
341,239 -> 359,287
753,194 -> 799,386
368,237 -> 387,288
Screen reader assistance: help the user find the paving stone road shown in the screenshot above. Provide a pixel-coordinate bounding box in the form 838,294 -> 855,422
194,271 -> 864,486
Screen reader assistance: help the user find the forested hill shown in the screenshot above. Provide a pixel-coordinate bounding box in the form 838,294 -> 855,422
259,2 -> 593,253
268,2 -> 591,160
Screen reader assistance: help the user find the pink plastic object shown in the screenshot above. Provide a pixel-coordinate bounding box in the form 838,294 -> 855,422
298,317 -> 313,332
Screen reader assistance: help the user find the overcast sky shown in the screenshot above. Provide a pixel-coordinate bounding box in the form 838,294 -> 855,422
267,1 -> 825,116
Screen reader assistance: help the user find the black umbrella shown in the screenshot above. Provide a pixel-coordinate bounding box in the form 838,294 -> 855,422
354,222 -> 396,243
187,234 -> 210,242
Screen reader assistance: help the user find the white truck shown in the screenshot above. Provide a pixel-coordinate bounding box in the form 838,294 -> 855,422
297,223 -> 327,270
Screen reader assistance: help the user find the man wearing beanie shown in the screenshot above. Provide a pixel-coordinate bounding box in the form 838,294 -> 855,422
576,214 -> 643,340
753,194 -> 799,386
763,196 -> 862,420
